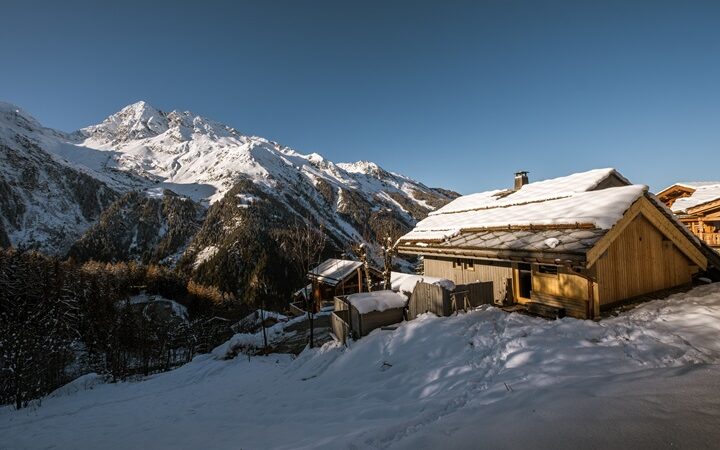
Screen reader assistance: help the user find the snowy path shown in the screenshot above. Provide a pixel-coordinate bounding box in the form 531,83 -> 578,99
3,285 -> 720,449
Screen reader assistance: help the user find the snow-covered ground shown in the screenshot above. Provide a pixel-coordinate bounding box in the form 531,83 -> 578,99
3,285 -> 720,449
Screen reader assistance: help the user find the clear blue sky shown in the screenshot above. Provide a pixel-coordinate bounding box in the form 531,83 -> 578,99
1,0 -> 719,194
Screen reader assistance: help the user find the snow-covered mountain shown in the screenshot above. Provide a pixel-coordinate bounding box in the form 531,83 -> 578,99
0,100 -> 456,269
0,103 -> 119,254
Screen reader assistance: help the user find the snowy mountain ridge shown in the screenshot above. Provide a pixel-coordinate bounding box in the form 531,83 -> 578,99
73,100 -> 448,208
0,100 -> 456,260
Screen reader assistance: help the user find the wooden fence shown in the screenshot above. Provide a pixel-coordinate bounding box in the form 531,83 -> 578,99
331,309 -> 351,344
408,281 -> 493,320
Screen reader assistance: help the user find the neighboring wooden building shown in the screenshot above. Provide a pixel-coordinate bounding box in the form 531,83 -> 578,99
656,182 -> 720,251
397,169 -> 714,319
306,258 -> 382,310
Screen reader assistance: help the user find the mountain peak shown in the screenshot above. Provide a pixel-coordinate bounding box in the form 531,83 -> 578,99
338,160 -> 391,179
118,100 -> 162,117
82,101 -> 170,142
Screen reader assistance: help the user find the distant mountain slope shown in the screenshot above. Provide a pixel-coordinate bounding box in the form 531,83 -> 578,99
68,190 -> 204,264
0,100 -> 457,277
0,103 -> 119,254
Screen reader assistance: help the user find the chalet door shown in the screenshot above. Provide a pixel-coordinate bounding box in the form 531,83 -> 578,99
517,263 -> 532,300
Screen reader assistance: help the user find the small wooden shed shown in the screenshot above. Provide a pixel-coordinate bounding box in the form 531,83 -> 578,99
304,258 -> 382,311
331,291 -> 406,343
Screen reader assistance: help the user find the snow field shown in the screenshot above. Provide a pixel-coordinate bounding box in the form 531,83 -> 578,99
2,284 -> 720,449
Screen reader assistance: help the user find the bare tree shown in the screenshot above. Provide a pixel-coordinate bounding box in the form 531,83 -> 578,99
280,218 -> 327,348
282,218 -> 327,280
381,236 -> 397,290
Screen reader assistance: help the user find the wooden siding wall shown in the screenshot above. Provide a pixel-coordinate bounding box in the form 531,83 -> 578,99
423,257 -> 513,304
352,308 -> 405,337
509,265 -> 592,319
331,310 -> 350,344
408,282 -> 449,319
530,266 -> 590,301
594,214 -> 695,305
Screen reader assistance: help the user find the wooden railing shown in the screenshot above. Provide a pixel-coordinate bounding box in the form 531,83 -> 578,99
697,232 -> 720,247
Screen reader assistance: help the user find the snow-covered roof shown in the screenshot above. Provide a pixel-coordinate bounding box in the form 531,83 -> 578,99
396,169 -> 659,261
308,259 -> 363,286
430,168 -> 628,216
347,290 -> 407,314
390,272 -> 455,293
400,184 -> 647,242
670,183 -> 720,213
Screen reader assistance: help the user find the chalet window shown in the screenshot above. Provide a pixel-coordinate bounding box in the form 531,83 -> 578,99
538,264 -> 558,275
453,259 -> 462,269
465,259 -> 475,271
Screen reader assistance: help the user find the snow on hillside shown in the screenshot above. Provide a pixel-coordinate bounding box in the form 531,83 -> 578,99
0,100 -> 454,255
3,284 -> 720,449
0,102 -> 120,253
73,101 -> 447,209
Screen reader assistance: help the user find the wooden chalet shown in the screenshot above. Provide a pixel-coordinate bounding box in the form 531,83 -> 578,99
656,182 -> 720,251
397,169 -> 714,320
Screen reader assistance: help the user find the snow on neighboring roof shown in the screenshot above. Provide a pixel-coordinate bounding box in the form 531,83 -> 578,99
308,259 -> 363,286
400,184 -> 647,242
347,290 -> 407,314
390,272 -> 455,293
664,181 -> 720,191
430,168 -> 626,216
671,184 -> 720,213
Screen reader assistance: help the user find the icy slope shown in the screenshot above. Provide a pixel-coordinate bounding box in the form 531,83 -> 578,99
3,284 -> 720,449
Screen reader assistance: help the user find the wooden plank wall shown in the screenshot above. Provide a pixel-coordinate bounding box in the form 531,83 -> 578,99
424,257 -> 513,304
355,308 -> 405,337
407,281 -> 494,319
529,292 -> 588,319
453,282 -> 495,309
530,267 -> 589,301
594,214 -> 694,305
519,266 -> 591,319
330,310 -> 350,344
408,282 -> 448,319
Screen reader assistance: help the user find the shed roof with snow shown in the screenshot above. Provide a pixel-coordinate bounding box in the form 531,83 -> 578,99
307,259 -> 364,286
347,290 -> 408,314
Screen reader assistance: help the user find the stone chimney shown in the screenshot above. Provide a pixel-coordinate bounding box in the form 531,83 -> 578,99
514,171 -> 529,190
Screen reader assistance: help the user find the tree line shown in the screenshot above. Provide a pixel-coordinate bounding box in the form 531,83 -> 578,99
0,248 -> 244,409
